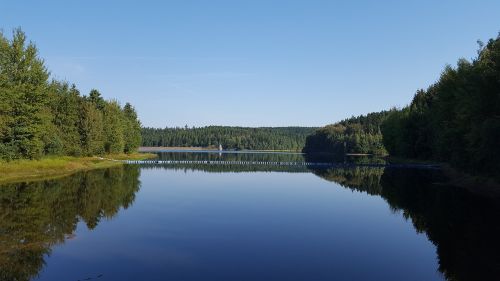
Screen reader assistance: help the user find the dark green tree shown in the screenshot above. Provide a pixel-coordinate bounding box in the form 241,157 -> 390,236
79,98 -> 104,155
122,103 -> 142,153
0,28 -> 49,159
103,100 -> 125,154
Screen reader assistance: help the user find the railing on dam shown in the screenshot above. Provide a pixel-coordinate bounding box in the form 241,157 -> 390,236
125,160 -> 330,166
123,160 -> 441,169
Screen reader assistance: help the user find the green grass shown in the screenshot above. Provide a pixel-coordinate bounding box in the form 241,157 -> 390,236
0,153 -> 157,184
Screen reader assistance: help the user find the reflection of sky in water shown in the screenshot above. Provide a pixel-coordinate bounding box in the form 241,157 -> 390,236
38,167 -> 442,281
5,152 -> 498,281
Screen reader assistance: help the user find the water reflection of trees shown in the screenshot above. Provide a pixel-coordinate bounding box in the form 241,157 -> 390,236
0,165 -> 141,281
148,152 -> 386,174
3,162 -> 499,281
140,163 -> 310,173
311,167 -> 500,281
304,153 -> 387,165
311,167 -> 385,195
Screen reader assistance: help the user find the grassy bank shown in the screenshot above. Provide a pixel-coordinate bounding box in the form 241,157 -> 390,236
0,153 -> 157,184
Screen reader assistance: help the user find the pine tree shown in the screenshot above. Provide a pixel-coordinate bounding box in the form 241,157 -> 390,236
103,100 -> 125,154
122,103 -> 141,153
0,29 -> 49,159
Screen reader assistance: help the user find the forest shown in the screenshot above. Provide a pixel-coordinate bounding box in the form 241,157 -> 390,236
381,34 -> 500,180
0,29 -> 142,160
302,111 -> 390,155
141,126 -> 317,151
304,34 -> 500,180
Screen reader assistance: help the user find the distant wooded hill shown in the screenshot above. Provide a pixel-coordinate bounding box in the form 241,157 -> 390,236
302,111 -> 390,155
141,126 -> 317,151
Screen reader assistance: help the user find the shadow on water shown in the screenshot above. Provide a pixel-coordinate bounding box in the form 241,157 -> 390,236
311,166 -> 500,281
1,151 -> 499,281
0,165 -> 141,281
303,152 -> 388,165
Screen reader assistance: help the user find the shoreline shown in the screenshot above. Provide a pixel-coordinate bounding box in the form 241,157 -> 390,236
139,146 -> 218,151
0,153 -> 157,184
440,164 -> 500,198
386,156 -> 500,198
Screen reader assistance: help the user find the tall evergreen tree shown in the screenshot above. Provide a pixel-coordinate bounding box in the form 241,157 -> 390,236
122,103 -> 142,153
79,99 -> 104,155
0,28 -> 49,159
49,82 -> 82,156
103,100 -> 125,154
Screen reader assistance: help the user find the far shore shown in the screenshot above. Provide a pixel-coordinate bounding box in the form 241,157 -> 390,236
139,146 -> 302,153
139,146 -> 219,151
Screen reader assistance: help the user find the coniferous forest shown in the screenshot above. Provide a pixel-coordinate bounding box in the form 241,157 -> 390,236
381,34 -> 500,180
0,29 -> 142,160
141,126 -> 317,151
303,34 -> 500,180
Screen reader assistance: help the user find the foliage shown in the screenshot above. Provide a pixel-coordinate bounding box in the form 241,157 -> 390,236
123,102 -> 142,153
0,29 -> 142,160
303,111 -> 390,155
0,28 -> 49,159
381,34 -> 500,180
103,100 -> 125,154
141,126 -> 317,151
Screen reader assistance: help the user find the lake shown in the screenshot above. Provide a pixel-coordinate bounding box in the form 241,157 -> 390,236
1,152 -> 499,281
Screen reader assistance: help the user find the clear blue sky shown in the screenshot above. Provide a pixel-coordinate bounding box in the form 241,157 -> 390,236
2,0 -> 500,127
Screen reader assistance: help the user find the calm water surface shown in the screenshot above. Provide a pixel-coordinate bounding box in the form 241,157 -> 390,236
1,152 -> 499,281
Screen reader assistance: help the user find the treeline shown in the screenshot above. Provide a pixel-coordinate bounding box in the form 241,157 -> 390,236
0,29 -> 141,160
303,34 -> 500,180
381,34 -> 500,180
155,151 -> 306,162
302,111 -> 390,155
141,126 -> 317,151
